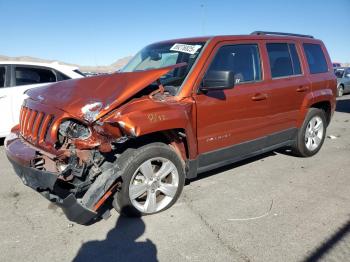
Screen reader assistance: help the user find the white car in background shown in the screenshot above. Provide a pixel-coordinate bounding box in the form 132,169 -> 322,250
0,61 -> 85,137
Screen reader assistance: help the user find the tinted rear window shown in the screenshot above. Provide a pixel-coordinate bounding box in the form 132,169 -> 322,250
303,43 -> 328,74
56,71 -> 70,81
266,43 -> 302,78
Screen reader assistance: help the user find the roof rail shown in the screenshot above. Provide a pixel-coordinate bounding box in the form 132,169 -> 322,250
251,31 -> 314,38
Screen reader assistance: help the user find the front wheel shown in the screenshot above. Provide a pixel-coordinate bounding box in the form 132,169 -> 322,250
291,108 -> 327,157
113,142 -> 185,217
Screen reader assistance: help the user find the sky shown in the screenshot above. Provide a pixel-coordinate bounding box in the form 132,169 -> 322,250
0,0 -> 349,66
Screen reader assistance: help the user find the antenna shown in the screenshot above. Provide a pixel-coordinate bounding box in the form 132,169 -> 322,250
200,1 -> 206,35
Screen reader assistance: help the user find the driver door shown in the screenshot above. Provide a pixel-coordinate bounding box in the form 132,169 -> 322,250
194,41 -> 271,170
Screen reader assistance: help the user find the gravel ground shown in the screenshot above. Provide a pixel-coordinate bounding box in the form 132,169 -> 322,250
0,96 -> 349,262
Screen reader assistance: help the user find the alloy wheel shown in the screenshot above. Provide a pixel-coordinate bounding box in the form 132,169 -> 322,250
305,116 -> 324,151
128,157 -> 179,213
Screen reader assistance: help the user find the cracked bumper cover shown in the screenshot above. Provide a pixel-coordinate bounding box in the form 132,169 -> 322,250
5,135 -> 97,225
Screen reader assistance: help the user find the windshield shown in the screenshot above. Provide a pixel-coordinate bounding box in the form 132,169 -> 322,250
121,42 -> 205,92
334,68 -> 344,78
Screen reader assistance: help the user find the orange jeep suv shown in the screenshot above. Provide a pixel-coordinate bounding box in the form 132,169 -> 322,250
5,31 -> 336,224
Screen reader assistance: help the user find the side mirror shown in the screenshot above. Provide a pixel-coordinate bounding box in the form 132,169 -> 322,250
201,70 -> 234,91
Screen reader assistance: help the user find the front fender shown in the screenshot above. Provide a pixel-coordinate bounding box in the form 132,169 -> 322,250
103,97 -> 198,158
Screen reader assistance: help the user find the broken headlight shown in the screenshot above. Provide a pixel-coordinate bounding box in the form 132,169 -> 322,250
58,120 -> 91,140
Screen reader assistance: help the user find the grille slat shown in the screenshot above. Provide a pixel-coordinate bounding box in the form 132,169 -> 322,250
19,107 -> 24,131
32,112 -> 44,141
39,114 -> 53,143
19,106 -> 53,144
28,110 -> 38,139
21,107 -> 29,134
24,109 -> 33,136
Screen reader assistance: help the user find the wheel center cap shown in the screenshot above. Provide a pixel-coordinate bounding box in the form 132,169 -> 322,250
308,130 -> 316,138
150,180 -> 159,190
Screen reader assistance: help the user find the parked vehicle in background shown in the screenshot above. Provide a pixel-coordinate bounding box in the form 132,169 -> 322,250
5,31 -> 336,224
332,62 -> 341,68
0,61 -> 85,137
334,67 -> 350,97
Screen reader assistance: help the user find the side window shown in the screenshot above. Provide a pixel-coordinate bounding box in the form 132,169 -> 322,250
289,44 -> 302,75
266,43 -> 302,78
15,67 -> 57,86
345,68 -> 350,77
0,66 -> 5,88
207,44 -> 261,84
334,69 -> 344,78
55,71 -> 70,81
303,43 -> 328,74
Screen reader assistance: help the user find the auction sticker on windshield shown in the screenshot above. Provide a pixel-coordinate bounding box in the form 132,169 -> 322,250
170,43 -> 202,54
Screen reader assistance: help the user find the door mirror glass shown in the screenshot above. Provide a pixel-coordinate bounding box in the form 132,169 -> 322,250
201,70 -> 234,90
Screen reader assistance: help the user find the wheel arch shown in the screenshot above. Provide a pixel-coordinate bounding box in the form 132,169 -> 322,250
298,88 -> 335,127
310,100 -> 332,126
117,128 -> 192,163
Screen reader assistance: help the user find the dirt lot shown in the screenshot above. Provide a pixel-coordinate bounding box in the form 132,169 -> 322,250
0,96 -> 349,262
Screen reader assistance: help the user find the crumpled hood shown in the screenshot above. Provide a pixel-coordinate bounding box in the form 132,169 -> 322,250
26,63 -> 185,122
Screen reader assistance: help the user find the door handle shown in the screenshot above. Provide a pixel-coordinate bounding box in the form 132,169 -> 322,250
296,86 -> 310,92
0,95 -> 7,99
251,93 -> 268,101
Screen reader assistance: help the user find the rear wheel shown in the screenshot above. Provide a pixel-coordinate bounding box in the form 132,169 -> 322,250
291,108 -> 327,157
113,142 -> 185,217
337,85 -> 344,97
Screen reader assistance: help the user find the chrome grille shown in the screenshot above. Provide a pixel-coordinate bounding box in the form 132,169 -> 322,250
19,106 -> 53,144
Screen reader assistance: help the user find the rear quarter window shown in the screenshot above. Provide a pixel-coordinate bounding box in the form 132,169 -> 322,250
56,71 -> 71,81
303,43 -> 328,74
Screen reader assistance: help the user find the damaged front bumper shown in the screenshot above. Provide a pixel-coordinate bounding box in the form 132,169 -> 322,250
5,134 -> 98,225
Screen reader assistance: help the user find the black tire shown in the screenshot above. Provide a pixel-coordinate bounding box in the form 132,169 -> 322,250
291,108 -> 327,157
112,142 -> 185,217
337,85 -> 344,97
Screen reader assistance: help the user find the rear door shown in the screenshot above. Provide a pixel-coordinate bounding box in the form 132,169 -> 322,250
194,40 -> 271,170
263,41 -> 310,146
0,65 -> 13,136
